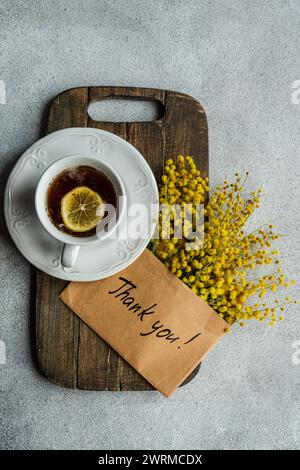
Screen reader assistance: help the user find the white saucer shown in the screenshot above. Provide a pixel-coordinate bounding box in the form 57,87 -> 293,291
4,128 -> 159,281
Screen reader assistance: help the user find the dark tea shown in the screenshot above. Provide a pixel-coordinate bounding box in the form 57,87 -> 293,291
46,165 -> 117,237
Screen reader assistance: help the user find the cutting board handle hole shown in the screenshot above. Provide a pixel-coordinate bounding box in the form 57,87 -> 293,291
88,98 -> 164,123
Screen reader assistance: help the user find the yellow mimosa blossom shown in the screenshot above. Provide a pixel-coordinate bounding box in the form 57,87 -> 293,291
150,156 -> 297,328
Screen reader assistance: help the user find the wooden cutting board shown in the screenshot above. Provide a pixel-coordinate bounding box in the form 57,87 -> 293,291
35,86 -> 208,390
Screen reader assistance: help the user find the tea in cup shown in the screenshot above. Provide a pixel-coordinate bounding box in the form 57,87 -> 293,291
35,155 -> 125,268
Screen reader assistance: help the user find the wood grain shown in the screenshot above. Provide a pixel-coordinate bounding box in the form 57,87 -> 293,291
35,86 -> 208,390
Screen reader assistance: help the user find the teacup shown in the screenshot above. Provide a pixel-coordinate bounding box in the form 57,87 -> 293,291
35,155 -> 126,269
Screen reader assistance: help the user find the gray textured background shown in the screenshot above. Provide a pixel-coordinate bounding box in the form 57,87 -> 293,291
0,0 -> 299,450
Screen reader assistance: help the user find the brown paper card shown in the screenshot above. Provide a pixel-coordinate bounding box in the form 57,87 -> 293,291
60,249 -> 228,397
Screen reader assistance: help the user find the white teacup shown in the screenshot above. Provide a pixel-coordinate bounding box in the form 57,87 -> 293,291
35,155 -> 126,269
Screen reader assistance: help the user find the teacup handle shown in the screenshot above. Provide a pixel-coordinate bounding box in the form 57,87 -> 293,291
61,244 -> 80,268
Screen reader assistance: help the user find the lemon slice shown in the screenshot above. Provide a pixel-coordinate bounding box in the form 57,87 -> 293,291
61,186 -> 104,233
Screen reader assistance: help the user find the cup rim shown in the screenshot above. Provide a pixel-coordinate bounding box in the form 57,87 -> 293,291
35,155 -> 126,246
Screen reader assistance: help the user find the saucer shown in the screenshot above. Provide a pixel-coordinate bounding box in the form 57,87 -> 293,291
4,127 -> 159,281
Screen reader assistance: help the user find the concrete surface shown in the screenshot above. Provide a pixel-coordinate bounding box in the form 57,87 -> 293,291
0,0 -> 300,450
